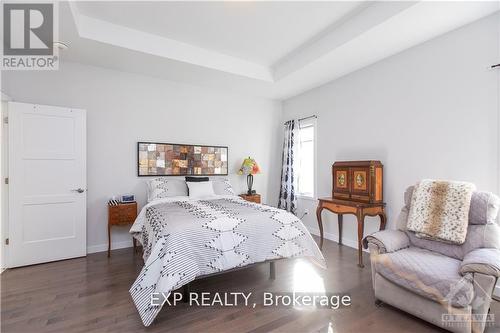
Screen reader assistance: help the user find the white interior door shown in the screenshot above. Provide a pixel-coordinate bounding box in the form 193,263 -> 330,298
8,102 -> 86,267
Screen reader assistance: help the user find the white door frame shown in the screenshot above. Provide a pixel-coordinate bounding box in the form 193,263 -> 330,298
1,92 -> 12,271
495,17 -> 500,298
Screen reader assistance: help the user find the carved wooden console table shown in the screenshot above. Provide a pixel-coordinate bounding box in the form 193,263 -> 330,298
316,198 -> 386,267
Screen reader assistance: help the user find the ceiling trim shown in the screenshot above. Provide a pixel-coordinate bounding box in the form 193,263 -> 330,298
68,2 -> 273,82
272,1 -> 417,80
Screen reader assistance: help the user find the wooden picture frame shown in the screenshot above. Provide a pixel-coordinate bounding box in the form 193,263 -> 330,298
137,142 -> 229,176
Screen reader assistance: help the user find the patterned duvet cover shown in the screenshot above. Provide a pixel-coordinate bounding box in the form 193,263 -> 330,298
129,195 -> 325,326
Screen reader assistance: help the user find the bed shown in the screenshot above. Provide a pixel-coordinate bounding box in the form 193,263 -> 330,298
129,178 -> 325,326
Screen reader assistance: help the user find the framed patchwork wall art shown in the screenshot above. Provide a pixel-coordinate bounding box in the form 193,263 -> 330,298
137,142 -> 229,176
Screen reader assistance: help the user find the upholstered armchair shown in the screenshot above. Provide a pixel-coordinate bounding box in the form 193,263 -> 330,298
364,187 -> 500,333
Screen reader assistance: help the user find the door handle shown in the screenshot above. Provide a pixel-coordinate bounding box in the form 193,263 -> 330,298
72,188 -> 86,193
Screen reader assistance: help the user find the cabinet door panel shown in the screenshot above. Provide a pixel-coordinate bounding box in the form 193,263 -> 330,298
350,167 -> 370,195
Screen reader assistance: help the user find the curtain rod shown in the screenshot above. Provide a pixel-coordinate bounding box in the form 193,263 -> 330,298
284,115 -> 317,124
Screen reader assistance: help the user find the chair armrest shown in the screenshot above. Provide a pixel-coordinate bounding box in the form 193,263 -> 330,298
460,248 -> 500,277
363,230 -> 410,254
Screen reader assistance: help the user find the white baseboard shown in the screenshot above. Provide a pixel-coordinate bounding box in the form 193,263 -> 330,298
87,240 -> 133,254
307,226 -> 368,253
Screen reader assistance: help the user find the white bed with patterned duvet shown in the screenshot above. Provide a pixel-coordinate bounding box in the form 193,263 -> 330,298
129,178 -> 325,326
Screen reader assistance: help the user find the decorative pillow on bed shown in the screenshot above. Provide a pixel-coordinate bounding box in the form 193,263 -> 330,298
185,176 -> 209,182
212,178 -> 235,195
147,178 -> 188,202
187,181 -> 216,199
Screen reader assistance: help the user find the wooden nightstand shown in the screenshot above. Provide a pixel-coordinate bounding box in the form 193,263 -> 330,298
108,202 -> 138,257
239,193 -> 261,204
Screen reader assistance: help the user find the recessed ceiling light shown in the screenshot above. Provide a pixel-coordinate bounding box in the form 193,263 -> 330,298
53,41 -> 69,50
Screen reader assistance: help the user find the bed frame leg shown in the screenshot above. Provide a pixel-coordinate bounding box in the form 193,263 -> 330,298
182,283 -> 190,302
269,262 -> 276,280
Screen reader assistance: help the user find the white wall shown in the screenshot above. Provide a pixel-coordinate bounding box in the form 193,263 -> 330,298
283,13 -> 500,250
2,62 -> 282,254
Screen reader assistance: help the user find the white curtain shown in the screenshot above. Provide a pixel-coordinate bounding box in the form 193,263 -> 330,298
278,120 -> 299,215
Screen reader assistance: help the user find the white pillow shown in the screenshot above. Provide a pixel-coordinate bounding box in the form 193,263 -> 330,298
187,181 -> 216,199
147,178 -> 188,202
211,178 -> 235,195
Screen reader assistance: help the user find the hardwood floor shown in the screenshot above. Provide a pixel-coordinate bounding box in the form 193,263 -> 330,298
2,237 -> 499,333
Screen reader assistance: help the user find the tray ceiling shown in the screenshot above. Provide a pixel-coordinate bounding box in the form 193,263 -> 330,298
60,1 -> 500,100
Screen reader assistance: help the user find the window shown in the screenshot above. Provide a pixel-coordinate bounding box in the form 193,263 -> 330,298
297,119 -> 315,197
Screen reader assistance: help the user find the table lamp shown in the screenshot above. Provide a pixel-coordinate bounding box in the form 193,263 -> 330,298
238,157 -> 261,195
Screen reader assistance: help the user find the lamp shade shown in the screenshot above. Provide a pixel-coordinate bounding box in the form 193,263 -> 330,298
238,157 -> 261,175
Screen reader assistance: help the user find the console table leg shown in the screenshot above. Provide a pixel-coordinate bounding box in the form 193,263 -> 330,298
356,211 -> 365,268
338,214 -> 343,245
316,205 -> 324,250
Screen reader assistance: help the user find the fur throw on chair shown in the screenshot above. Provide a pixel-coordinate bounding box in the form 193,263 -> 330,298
407,179 -> 475,244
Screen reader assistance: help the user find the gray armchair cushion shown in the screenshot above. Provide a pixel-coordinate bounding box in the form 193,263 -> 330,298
406,223 -> 500,260
374,247 -> 474,307
363,230 -> 410,254
401,185 -> 500,260
469,191 -> 500,225
460,248 -> 500,277
395,205 -> 409,232
403,186 -> 414,208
